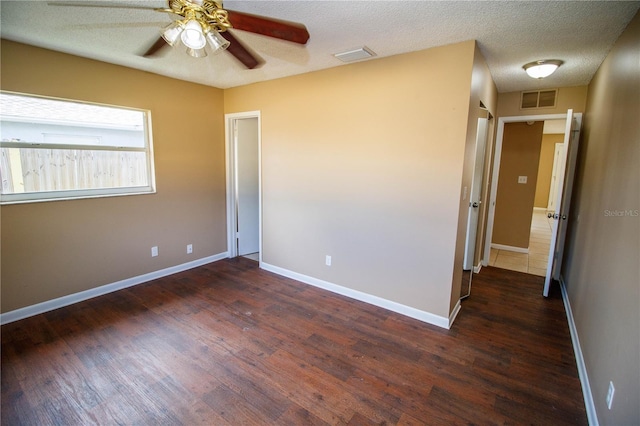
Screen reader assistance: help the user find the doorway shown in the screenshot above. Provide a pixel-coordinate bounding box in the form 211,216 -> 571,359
225,111 -> 261,261
483,111 -> 582,295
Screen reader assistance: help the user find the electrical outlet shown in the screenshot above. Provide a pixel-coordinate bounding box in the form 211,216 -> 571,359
518,176 -> 528,184
325,255 -> 332,266
606,381 -> 615,410
151,246 -> 158,257
187,244 -> 193,254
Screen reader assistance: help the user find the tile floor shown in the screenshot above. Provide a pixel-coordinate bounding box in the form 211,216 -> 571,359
489,209 -> 553,276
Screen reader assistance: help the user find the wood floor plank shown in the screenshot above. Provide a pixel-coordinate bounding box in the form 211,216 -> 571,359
202,383 -> 275,425
276,404 -> 330,425
1,259 -> 587,425
211,353 -> 293,421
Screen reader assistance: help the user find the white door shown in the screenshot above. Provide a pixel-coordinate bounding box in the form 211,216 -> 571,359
543,110 -> 581,296
235,117 -> 260,256
547,143 -> 566,211
464,117 -> 489,270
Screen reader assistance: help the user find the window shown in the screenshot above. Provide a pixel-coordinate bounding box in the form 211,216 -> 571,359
0,92 -> 155,204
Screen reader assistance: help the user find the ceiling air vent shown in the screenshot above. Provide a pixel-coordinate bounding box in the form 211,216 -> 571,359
521,89 -> 557,109
333,46 -> 376,63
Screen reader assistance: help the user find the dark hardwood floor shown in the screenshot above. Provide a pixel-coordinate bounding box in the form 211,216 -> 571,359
1,258 -> 587,425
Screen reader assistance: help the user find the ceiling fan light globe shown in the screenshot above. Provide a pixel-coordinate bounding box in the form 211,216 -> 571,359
181,20 -> 207,50
161,21 -> 184,47
206,30 -> 230,54
186,47 -> 207,58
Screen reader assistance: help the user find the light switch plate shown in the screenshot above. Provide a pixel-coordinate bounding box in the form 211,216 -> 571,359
606,381 -> 615,409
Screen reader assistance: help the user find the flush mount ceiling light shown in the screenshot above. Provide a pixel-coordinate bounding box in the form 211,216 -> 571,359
523,60 -> 564,79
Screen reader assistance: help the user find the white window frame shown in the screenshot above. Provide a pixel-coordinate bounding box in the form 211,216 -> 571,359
0,91 -> 156,204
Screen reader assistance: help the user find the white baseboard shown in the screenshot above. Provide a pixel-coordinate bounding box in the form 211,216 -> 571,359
448,299 -> 461,328
0,252 -> 229,325
473,263 -> 483,274
559,275 -> 599,426
491,243 -> 529,254
260,262 -> 452,329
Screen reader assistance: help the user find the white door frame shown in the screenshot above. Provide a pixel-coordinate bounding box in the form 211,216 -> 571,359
225,111 -> 262,261
482,112 -> 569,268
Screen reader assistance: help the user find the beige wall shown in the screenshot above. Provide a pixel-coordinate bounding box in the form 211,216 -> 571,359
226,41 -> 481,319
534,133 -> 564,208
562,11 -> 639,425
1,40 -> 228,313
492,121 -> 544,248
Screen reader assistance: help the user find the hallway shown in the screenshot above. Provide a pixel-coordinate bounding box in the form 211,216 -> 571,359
489,209 -> 553,276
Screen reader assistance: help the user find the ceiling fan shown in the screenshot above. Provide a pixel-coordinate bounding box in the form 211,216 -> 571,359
49,0 -> 310,69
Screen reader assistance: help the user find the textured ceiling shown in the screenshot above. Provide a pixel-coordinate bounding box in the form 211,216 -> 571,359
1,1 -> 639,92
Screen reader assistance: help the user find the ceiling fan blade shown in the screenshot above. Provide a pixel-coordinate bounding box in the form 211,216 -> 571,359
47,1 -> 159,11
221,31 -> 263,69
143,37 -> 169,57
63,22 -> 168,30
226,10 -> 310,45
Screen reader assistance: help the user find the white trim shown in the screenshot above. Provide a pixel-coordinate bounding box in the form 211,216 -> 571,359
0,252 -> 228,325
551,114 -> 581,284
491,243 -> 529,254
533,207 -> 548,212
224,115 -> 235,257
225,111 -> 262,261
449,299 -> 461,328
483,113 -> 569,267
473,263 -> 483,274
559,275 -> 599,426
260,262 -> 452,329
